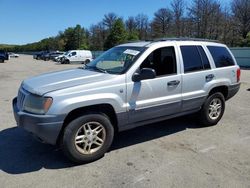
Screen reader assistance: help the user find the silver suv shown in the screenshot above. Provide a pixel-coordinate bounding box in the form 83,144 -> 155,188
13,39 -> 241,163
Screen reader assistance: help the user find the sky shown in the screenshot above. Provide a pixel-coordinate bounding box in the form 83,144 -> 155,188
0,0 -> 230,45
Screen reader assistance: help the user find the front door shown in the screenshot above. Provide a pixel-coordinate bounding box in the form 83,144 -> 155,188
127,46 -> 182,123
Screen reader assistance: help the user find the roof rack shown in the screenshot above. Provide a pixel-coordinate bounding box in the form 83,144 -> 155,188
152,37 -> 219,43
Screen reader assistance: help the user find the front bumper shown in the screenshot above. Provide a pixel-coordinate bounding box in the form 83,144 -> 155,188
12,97 -> 66,145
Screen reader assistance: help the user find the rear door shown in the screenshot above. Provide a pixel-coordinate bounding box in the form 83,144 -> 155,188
179,45 -> 214,111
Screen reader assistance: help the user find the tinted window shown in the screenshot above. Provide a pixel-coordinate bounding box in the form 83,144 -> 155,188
207,46 -> 235,67
71,52 -> 77,56
181,46 -> 203,73
197,46 -> 210,69
140,47 -> 176,77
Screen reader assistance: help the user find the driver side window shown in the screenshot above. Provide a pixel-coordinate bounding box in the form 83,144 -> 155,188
71,52 -> 77,56
140,47 -> 177,77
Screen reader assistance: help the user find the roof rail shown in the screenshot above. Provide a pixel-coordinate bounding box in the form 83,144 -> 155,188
153,37 -> 219,43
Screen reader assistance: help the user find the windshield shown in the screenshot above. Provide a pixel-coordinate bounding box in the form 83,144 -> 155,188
64,51 -> 70,56
85,46 -> 145,74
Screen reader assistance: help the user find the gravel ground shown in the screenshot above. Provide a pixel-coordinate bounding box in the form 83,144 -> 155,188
0,55 -> 250,188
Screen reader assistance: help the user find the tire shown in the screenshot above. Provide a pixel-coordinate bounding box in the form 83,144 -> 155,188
65,60 -> 70,64
0,59 -> 4,63
62,113 -> 114,163
85,59 -> 90,64
198,92 -> 225,126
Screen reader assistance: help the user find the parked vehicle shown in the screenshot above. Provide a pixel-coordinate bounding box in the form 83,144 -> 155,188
41,51 -> 60,61
61,50 -> 92,64
49,51 -> 64,61
34,51 -> 49,60
54,51 -> 68,62
0,50 -> 9,63
40,51 -> 52,61
9,52 -> 19,58
13,39 -> 241,163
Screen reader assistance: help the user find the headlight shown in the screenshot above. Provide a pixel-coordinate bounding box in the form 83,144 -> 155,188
23,94 -> 53,114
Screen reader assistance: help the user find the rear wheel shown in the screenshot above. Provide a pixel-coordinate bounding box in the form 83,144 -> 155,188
62,113 -> 114,163
198,92 -> 225,126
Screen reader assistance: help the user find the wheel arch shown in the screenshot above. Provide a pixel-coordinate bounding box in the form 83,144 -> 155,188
208,85 -> 228,100
57,103 -> 118,145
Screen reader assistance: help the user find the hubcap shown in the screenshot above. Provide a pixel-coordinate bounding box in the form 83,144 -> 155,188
208,98 -> 222,120
74,122 -> 106,155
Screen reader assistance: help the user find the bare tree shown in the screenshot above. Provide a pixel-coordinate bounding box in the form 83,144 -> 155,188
152,8 -> 173,38
171,0 -> 185,37
188,0 -> 222,38
89,22 -> 106,50
232,0 -> 250,39
125,16 -> 138,33
103,13 -> 118,30
135,14 -> 149,40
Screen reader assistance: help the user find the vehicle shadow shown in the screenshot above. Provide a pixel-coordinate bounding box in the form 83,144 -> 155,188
0,116 -> 202,174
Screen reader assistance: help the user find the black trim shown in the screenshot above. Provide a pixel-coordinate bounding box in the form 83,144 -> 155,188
226,83 -> 240,100
117,108 -> 200,131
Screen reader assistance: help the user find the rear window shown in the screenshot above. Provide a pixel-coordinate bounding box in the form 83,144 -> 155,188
207,46 -> 235,67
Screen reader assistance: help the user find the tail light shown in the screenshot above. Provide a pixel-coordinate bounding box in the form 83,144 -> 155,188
237,68 -> 241,82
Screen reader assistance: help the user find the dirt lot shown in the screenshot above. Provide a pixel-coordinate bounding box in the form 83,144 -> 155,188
0,55 -> 250,188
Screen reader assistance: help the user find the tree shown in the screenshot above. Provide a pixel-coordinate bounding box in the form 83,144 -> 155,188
89,22 -> 106,50
171,0 -> 185,37
231,0 -> 250,39
188,0 -> 222,38
126,16 -> 137,33
104,19 -> 128,49
152,8 -> 173,38
126,16 -> 139,41
135,14 -> 149,40
63,25 -> 88,50
103,13 -> 118,30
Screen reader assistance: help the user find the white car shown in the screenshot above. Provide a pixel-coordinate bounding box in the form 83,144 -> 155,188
61,50 -> 92,64
9,52 -> 19,58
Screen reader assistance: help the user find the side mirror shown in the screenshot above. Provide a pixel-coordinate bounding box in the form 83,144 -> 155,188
132,68 -> 156,82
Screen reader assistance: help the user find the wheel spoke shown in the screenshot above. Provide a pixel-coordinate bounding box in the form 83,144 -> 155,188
86,123 -> 91,131
83,143 -> 88,151
94,125 -> 103,134
75,135 -> 84,140
83,124 -> 87,133
96,136 -> 104,144
87,144 -> 92,153
75,139 -> 85,144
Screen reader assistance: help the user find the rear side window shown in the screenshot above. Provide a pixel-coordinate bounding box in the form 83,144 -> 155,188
181,46 -> 210,73
197,46 -> 210,69
207,46 -> 235,67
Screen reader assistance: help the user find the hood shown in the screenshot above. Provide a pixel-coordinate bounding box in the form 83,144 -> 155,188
22,68 -> 113,95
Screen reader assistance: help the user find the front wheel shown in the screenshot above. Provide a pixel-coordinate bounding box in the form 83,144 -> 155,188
62,113 -> 114,163
198,92 -> 225,126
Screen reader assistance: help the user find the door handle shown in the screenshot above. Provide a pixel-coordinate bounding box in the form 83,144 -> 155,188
167,80 -> 180,86
206,74 -> 214,82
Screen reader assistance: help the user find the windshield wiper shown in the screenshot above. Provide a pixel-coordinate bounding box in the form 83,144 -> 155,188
84,64 -> 107,73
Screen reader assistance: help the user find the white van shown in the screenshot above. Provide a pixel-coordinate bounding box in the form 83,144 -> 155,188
61,50 -> 93,64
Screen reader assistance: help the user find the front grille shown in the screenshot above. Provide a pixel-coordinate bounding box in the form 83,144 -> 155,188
17,88 -> 26,110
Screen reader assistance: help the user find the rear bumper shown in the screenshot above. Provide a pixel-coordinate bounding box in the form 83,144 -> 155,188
12,97 -> 66,145
226,83 -> 240,100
